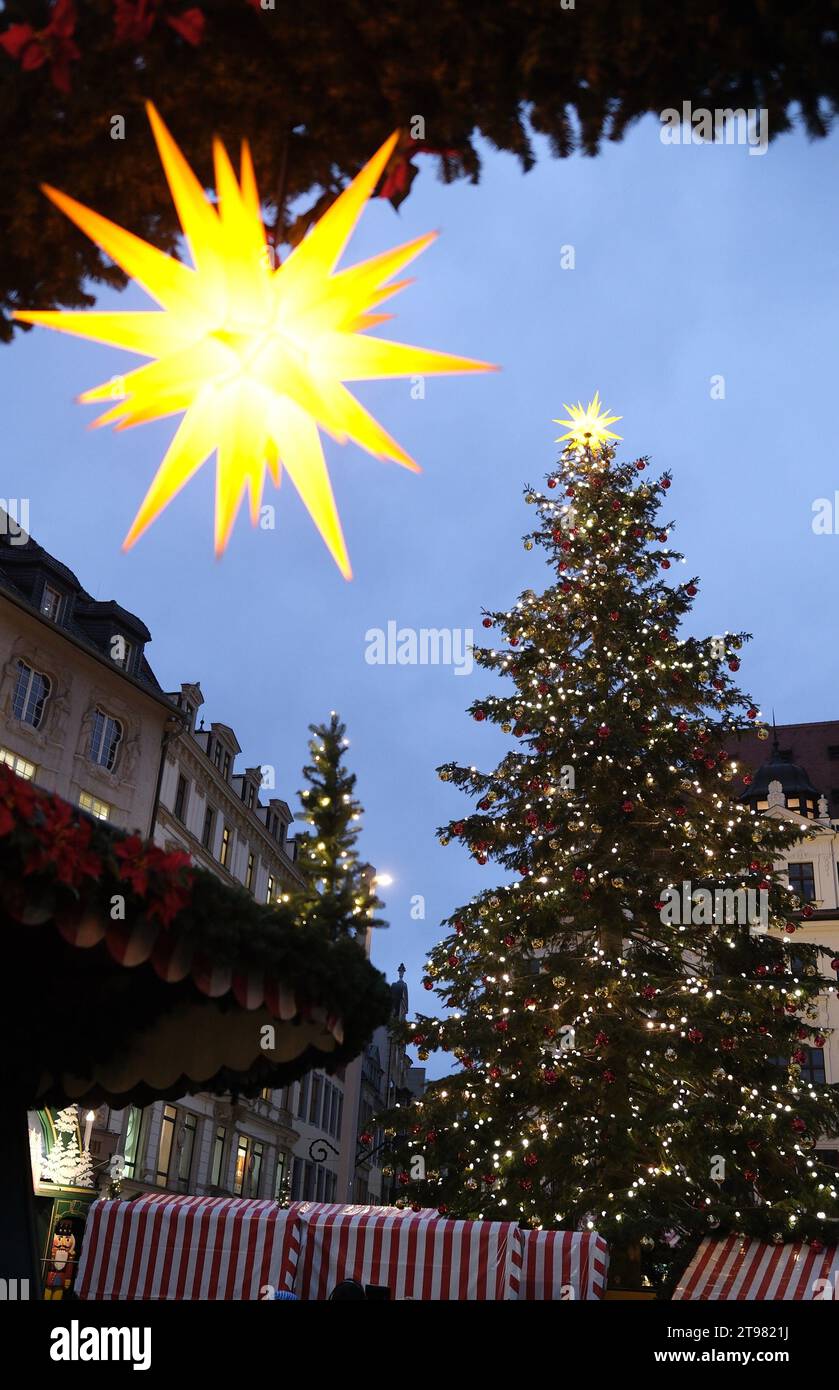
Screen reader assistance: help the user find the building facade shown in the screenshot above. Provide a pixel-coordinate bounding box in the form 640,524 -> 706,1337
739,740 -> 839,1165
0,519 -> 179,831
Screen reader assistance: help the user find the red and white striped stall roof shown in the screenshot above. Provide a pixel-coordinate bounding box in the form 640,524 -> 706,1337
76,1195 -> 300,1300
294,1203 -> 522,1300
519,1229 -> 609,1300
673,1236 -> 839,1301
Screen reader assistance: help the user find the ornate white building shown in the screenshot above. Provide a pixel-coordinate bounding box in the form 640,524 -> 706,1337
740,741 -> 839,1166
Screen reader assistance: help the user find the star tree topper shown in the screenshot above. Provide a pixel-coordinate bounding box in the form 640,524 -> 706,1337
554,391 -> 622,451
16,106 -> 495,576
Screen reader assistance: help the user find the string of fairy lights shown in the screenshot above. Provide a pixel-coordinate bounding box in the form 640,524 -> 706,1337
386,400 -> 839,1252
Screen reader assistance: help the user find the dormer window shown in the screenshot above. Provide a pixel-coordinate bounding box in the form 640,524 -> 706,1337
41,585 -> 63,622
213,741 -> 222,769
247,784 -> 256,810
222,751 -> 231,781
89,708 -> 123,771
110,635 -> 134,671
13,660 -> 51,728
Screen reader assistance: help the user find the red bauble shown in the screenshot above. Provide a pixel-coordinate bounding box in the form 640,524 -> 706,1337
474,709 -> 486,721
658,628 -> 670,641
743,1169 -> 758,1183
423,979 -> 433,990
482,1173 -> 496,1185
792,1049 -> 807,1064
524,1152 -> 538,1168
437,1205 -> 449,1215
519,1178 -> 533,1191
720,1037 -> 736,1050
482,616 -> 492,628
641,985 -> 657,999
543,1069 -> 558,1084
609,611 -> 619,622
677,718 -> 688,732
603,1070 -> 616,1084
792,1117 -> 806,1133
687,1028 -> 704,1044
815,1034 -> 826,1047
524,997 -> 538,1011
686,584 -> 697,597
547,478 -> 558,489
622,799 -> 634,813
728,658 -> 740,671
831,958 -> 839,971
661,478 -> 671,489
594,1031 -> 609,1046
452,821 -> 464,835
572,868 -> 587,883
661,559 -> 671,570
747,708 -> 758,719
397,1171 -> 410,1185
756,965 -> 768,977
742,774 -> 752,786
597,724 -> 610,739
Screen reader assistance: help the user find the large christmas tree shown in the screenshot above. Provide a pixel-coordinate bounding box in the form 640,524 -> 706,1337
395,400 -> 839,1289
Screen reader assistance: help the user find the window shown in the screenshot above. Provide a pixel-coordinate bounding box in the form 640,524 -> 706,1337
309,1073 -> 323,1127
220,824 -> 231,868
297,1074 -> 310,1119
290,1157 -> 303,1201
828,746 -> 839,761
174,774 -> 189,823
0,747 -> 35,780
89,708 -> 122,770
303,1161 -> 315,1200
247,784 -> 256,810
13,660 -> 50,728
202,805 -> 215,851
800,1047 -> 826,1085
787,862 -> 816,903
80,791 -> 111,821
251,1141 -> 264,1196
155,1105 -> 178,1186
245,852 -> 255,891
213,741 -> 222,769
266,874 -> 275,904
222,751 -> 231,781
175,1112 -> 197,1186
113,637 -> 134,671
274,1150 -> 289,1200
40,585 -> 62,622
210,1125 -> 227,1189
123,1105 -> 149,1179
232,1135 -> 263,1197
335,1093 -> 343,1141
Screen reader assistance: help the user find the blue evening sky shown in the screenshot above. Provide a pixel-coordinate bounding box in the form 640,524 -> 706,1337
4,112 -> 838,1076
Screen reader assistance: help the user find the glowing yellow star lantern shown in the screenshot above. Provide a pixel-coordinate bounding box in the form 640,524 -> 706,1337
15,105 -> 496,576
554,391 -> 622,450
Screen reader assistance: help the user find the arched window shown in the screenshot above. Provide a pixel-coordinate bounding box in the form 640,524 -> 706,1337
12,660 -> 51,728
89,708 -> 123,770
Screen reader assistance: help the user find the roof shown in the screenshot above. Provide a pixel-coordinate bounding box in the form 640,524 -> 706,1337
739,738 -> 821,807
0,520 -> 165,696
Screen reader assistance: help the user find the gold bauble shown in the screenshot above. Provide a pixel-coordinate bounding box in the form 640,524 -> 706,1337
440,836 -> 450,846
501,723 -> 512,734
532,937 -> 544,949
757,727 -> 770,741
549,839 -> 559,850
552,975 -> 566,989
524,540 -> 534,551
612,877 -> 625,889
629,698 -> 641,710
590,823 -> 603,835
439,770 -> 451,782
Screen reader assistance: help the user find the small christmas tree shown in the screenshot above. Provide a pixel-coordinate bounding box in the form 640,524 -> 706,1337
294,712 -> 383,940
41,1106 -> 93,1188
393,400 -> 839,1289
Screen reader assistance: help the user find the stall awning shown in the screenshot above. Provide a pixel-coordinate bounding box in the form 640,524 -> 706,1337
673,1235 -> 839,1300
519,1228 -> 609,1300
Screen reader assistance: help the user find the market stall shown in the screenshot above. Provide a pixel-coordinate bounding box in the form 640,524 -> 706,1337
518,1228 -> 609,1301
673,1235 -> 839,1300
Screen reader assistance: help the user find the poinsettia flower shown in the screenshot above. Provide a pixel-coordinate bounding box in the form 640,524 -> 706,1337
0,0 -> 80,94
113,0 -> 205,46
